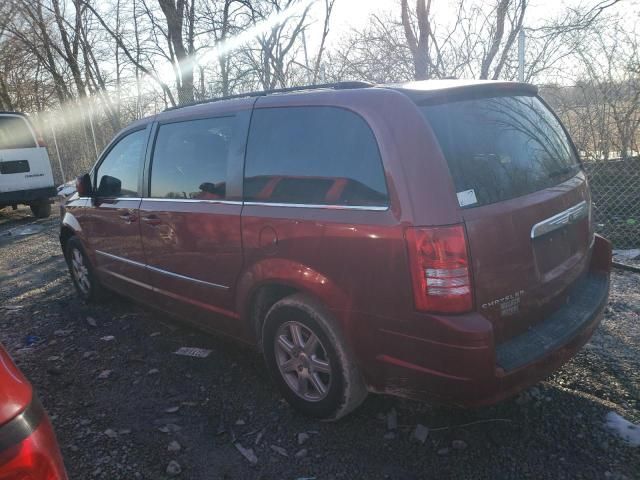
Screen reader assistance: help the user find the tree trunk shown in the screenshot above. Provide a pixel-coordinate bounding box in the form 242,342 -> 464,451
401,0 -> 432,80
157,0 -> 194,104
51,0 -> 86,97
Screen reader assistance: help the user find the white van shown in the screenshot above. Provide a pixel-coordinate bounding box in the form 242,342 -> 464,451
0,112 -> 56,218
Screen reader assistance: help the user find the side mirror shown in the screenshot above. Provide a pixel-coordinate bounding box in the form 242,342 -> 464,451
97,175 -> 121,197
75,173 -> 93,197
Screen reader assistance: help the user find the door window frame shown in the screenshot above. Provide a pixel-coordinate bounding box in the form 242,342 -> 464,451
242,104 -> 390,210
91,124 -> 152,200
142,109 -> 252,203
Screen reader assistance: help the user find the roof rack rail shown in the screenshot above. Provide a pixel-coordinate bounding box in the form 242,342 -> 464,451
163,81 -> 374,112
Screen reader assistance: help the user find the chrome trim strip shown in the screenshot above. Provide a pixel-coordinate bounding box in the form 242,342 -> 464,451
78,197 -> 142,201
101,269 -> 154,291
146,264 -> 229,290
141,198 -> 242,205
530,201 -> 589,239
95,250 -> 229,290
96,250 -> 146,268
243,201 -> 389,211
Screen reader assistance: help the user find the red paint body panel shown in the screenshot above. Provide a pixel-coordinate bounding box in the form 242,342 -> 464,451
0,345 -> 67,479
61,81 -> 612,407
86,198 -> 154,302
138,201 -> 243,324
0,346 -> 31,427
463,172 -> 593,342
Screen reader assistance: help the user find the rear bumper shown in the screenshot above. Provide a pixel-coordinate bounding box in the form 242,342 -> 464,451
365,235 -> 611,406
0,187 -> 56,206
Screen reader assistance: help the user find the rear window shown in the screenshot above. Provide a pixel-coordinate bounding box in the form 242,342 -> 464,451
0,160 -> 30,174
0,116 -> 36,150
244,106 -> 388,207
420,95 -> 581,207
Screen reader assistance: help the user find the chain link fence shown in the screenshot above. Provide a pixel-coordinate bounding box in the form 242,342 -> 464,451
583,156 -> 640,267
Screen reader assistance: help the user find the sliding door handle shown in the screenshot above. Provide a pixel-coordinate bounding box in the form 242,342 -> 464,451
142,215 -> 162,226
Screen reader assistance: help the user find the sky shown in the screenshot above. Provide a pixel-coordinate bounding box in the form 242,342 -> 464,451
154,0 -> 637,95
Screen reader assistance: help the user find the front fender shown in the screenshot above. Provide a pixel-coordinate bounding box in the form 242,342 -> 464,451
61,211 -> 82,235
60,209 -> 94,264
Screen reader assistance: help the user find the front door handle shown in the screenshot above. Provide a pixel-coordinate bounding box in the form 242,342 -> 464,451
119,211 -> 138,224
142,214 -> 162,226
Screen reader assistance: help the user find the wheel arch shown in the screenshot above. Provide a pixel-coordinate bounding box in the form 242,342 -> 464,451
59,225 -> 75,254
59,212 -> 87,259
236,258 -> 350,349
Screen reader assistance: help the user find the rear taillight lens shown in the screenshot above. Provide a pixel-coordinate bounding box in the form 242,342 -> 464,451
405,224 -> 473,313
0,419 -> 67,480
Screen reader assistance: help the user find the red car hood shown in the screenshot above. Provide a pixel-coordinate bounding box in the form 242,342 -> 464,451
0,345 -> 32,427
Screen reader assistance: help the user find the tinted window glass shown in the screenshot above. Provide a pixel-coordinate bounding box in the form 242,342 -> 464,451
0,160 -> 30,174
420,95 -> 580,207
0,116 -> 36,149
151,117 -> 232,199
244,107 -> 388,206
96,129 -> 146,197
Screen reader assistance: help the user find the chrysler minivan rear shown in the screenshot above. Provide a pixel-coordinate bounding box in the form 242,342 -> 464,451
381,82 -> 611,405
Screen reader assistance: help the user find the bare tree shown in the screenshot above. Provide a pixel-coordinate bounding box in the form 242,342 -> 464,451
401,0 -> 432,80
248,0 -> 312,90
575,24 -> 640,159
156,0 -> 196,104
81,0 -> 178,106
311,0 -> 336,83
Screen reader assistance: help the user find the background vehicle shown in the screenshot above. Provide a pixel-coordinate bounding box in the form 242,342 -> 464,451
60,80 -> 611,420
0,343 -> 67,479
0,112 -> 56,218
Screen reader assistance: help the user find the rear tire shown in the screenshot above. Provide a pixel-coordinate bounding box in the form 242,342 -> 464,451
262,293 -> 368,421
30,199 -> 51,218
65,236 -> 103,302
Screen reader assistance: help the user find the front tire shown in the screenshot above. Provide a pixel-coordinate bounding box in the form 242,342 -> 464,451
65,236 -> 103,302
262,293 -> 367,421
30,199 -> 51,218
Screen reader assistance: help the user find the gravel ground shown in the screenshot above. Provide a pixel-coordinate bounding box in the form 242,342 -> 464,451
0,206 -> 639,480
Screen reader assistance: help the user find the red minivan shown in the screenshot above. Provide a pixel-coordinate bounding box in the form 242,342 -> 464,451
60,80 -> 611,420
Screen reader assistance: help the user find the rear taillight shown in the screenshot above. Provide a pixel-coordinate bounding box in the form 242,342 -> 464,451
0,418 -> 67,480
405,224 -> 473,313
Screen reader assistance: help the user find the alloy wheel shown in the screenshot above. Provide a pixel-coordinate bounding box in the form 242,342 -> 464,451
70,248 -> 90,295
274,321 -> 332,402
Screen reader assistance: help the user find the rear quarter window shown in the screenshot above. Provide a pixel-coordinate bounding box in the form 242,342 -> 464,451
244,106 -> 388,207
420,95 -> 581,207
0,116 -> 36,150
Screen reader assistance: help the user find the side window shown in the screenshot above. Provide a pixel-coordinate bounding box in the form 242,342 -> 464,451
244,106 -> 388,206
96,129 -> 146,197
150,117 -> 233,200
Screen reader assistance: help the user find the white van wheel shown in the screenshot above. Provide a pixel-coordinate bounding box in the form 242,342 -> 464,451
30,200 -> 51,218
